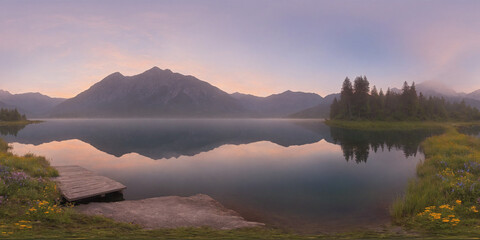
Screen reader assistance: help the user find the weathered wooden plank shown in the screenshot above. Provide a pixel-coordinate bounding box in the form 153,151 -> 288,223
54,165 -> 126,201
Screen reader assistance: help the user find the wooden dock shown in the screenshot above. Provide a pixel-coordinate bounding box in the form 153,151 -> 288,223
54,165 -> 126,202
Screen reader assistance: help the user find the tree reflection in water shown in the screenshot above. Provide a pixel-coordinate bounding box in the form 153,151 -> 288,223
0,125 -> 26,137
330,127 -> 443,163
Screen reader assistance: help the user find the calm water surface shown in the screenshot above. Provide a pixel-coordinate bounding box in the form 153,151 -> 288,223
458,125 -> 480,138
1,119 -> 441,232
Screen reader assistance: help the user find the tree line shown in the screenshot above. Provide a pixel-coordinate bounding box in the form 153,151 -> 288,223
0,108 -> 27,122
330,76 -> 480,121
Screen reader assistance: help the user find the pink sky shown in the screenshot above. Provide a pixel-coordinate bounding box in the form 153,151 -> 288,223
1,0 -> 479,98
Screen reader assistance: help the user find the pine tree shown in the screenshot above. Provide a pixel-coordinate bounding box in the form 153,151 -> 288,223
379,88 -> 386,120
0,108 -> 26,122
369,86 -> 381,119
340,77 -> 354,119
330,77 -> 480,121
330,98 -> 340,119
352,76 -> 370,119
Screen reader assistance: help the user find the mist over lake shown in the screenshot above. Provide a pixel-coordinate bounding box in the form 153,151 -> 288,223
1,119 -> 440,232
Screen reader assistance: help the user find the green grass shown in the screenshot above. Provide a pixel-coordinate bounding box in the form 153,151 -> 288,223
0,222 -> 416,240
391,127 -> 480,235
324,120 -> 449,131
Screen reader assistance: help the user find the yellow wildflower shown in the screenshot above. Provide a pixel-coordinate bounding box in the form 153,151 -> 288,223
442,219 -> 450,222
429,212 -> 442,220
471,206 -> 479,213
439,204 -> 454,210
456,200 -> 462,205
448,215 -> 455,218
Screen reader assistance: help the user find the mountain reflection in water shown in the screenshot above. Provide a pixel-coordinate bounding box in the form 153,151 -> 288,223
1,119 -> 442,232
0,119 -> 440,162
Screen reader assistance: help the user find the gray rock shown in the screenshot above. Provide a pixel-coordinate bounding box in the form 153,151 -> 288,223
76,194 -> 264,230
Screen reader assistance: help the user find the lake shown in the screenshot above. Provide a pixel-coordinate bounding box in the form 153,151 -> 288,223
458,125 -> 480,139
0,119 -> 441,233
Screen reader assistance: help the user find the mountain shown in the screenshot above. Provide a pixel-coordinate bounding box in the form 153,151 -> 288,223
467,90 -> 480,101
0,95 -> 21,112
8,71 -> 479,119
322,93 -> 341,104
288,104 -> 330,119
415,81 -> 459,97
0,100 -> 9,108
390,81 -> 480,110
415,82 -> 480,110
0,90 -> 11,99
50,67 -> 328,118
288,93 -> 340,119
0,90 -> 65,117
50,67 -> 246,118
231,90 -> 324,117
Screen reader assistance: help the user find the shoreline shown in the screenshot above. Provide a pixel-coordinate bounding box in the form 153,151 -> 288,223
3,122 -> 480,238
0,120 -> 43,126
391,127 -> 480,235
324,119 -> 479,131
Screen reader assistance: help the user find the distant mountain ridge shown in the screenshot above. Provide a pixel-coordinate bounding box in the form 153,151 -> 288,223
231,90 -> 324,117
50,67 -> 246,117
0,100 -> 9,108
413,82 -> 480,110
289,93 -> 340,119
468,90 -> 480,101
390,81 -> 480,101
3,68 -> 480,119
0,90 -> 65,117
49,67 -> 331,118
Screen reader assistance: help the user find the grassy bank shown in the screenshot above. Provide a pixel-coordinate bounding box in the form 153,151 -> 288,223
324,120 -> 448,131
391,127 -> 480,236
